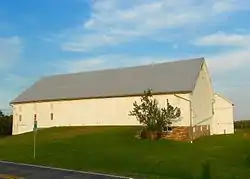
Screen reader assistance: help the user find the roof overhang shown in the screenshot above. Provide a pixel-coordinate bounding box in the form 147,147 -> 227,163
215,92 -> 234,106
10,90 -> 192,105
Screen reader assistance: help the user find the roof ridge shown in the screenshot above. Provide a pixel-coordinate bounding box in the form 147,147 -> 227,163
43,57 -> 205,79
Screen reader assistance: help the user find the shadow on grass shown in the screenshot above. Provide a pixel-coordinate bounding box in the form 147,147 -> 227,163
244,154 -> 250,167
144,161 -> 237,179
199,161 -> 211,179
197,161 -> 236,179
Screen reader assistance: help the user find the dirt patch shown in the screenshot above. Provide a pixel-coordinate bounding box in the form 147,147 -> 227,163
243,132 -> 250,140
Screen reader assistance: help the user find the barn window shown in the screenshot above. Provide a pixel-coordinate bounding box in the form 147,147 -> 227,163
14,107 -> 18,115
163,126 -> 173,132
212,102 -> 215,115
51,113 -> 54,120
34,114 -> 37,120
19,115 -> 22,121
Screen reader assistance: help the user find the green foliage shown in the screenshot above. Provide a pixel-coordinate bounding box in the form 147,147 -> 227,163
129,89 -> 181,135
0,110 -> 13,136
234,120 -> 250,129
0,110 -> 4,118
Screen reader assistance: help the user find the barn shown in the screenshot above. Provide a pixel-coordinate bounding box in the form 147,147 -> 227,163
211,93 -> 235,135
9,57 -> 233,141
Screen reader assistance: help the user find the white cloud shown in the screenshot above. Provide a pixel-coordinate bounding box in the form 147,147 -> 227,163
57,47 -> 250,76
61,33 -> 130,52
0,89 -> 12,110
206,48 -> 250,74
0,36 -> 22,69
61,58 -> 106,72
59,0 -> 250,52
55,54 -> 175,73
194,32 -> 250,47
217,85 -> 250,120
194,32 -> 250,75
0,74 -> 37,110
212,0 -> 250,13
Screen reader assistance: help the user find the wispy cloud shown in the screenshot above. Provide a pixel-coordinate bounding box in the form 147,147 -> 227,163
0,36 -> 22,69
206,48 -> 250,74
58,0 -> 250,52
56,51 -> 247,76
194,31 -> 250,75
0,74 -> 37,109
212,0 -> 250,13
54,54 -> 174,73
194,32 -> 250,47
219,84 -> 250,119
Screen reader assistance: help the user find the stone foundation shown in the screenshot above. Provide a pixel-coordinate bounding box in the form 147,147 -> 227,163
162,126 -> 190,141
163,125 -> 210,142
192,125 -> 210,140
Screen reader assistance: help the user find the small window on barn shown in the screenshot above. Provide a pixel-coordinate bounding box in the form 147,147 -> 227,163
51,113 -> 54,120
19,115 -> 22,121
212,102 -> 215,115
163,126 -> 173,133
14,107 -> 17,115
34,114 -> 37,120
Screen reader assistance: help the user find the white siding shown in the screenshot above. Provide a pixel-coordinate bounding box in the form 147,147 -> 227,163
190,62 -> 214,128
212,94 -> 234,135
12,93 -> 191,135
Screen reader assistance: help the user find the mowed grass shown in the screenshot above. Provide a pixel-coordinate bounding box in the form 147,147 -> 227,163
0,127 -> 250,179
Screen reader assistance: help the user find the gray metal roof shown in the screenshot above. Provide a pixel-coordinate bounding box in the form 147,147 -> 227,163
10,57 -> 205,104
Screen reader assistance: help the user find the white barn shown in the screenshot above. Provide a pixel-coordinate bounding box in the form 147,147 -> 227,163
10,58 -> 234,141
212,93 -> 235,135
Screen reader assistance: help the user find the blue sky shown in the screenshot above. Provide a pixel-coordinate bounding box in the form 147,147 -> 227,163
0,0 -> 250,119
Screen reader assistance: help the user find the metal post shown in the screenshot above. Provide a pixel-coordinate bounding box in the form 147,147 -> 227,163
34,130 -> 36,159
33,119 -> 37,159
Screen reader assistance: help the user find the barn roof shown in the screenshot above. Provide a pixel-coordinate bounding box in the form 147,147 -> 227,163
215,93 -> 234,105
10,57 -> 205,104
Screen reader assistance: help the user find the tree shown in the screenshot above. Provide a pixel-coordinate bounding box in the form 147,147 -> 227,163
0,110 -> 4,118
129,89 -> 181,140
0,110 -> 13,136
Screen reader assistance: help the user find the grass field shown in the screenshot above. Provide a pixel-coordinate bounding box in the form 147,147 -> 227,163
0,127 -> 250,179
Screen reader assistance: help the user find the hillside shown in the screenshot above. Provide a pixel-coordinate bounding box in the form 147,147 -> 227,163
0,127 -> 250,179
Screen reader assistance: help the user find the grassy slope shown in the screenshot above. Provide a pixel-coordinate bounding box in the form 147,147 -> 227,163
0,127 -> 250,179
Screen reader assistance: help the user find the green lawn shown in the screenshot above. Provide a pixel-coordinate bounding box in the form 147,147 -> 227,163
0,127 -> 250,179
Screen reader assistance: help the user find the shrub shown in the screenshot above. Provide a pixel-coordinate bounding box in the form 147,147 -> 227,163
0,111 -> 13,136
129,89 -> 181,140
234,120 -> 250,129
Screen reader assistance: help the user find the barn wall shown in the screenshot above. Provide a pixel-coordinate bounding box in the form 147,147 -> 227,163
212,94 -> 234,134
12,93 -> 191,135
190,62 -> 214,130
